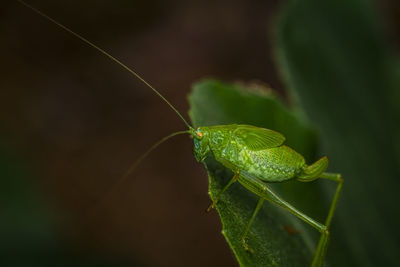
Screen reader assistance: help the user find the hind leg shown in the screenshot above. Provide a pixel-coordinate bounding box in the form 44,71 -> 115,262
310,172 -> 343,267
297,164 -> 343,267
238,173 -> 329,267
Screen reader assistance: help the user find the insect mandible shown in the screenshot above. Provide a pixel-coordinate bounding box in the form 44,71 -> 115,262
18,1 -> 343,266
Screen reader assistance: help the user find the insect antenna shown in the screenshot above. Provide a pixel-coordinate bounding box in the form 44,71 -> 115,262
17,0 -> 193,130
87,130 -> 191,217
17,1 -> 198,217
119,130 -> 190,182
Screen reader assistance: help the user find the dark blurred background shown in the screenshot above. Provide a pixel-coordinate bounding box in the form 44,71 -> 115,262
0,0 -> 399,266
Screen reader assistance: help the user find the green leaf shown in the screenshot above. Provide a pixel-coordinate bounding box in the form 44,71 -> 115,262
275,0 -> 400,266
188,80 -> 326,266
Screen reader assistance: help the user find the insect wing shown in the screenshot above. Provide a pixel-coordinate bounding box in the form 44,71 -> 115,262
233,125 -> 285,150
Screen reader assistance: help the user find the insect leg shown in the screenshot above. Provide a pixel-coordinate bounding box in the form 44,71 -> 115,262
238,173 -> 324,229
207,170 -> 240,212
310,172 -> 343,267
241,198 -> 264,253
297,171 -> 343,266
319,172 -> 343,228
238,173 -> 328,266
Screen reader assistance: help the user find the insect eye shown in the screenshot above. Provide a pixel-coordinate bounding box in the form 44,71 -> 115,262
196,132 -> 203,139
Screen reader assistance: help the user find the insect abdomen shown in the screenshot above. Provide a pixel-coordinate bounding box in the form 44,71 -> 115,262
239,146 -> 305,182
206,126 -> 305,182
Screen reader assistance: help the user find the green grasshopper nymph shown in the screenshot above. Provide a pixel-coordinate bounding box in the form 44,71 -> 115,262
18,1 -> 343,266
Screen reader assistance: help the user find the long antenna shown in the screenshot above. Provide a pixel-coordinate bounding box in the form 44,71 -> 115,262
17,0 -> 192,129
121,130 -> 190,181
88,130 -> 190,217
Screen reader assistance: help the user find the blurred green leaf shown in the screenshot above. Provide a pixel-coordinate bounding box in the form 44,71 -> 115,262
275,0 -> 400,266
188,79 -> 331,266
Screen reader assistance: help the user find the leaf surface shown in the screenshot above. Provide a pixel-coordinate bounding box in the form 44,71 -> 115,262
275,0 -> 400,265
188,80 -> 324,266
